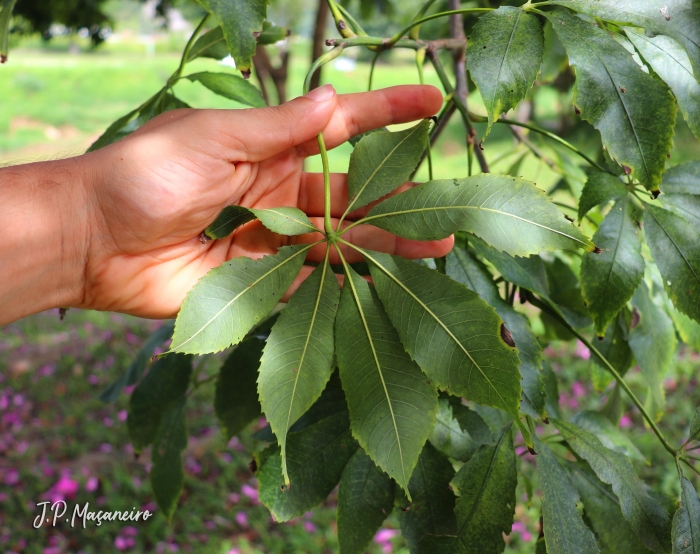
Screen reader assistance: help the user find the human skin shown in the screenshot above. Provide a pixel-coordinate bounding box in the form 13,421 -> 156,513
0,84 -> 453,327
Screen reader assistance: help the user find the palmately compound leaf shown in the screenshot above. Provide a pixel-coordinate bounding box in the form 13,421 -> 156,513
364,174 -> 593,256
195,0 -> 268,75
187,25 -> 228,61
467,6 -> 544,138
170,245 -> 309,354
549,0 -> 700,79
568,464 -> 651,553
626,28 -> 700,140
256,410 -> 358,522
581,196 -> 644,335
447,247 -> 546,419
553,419 -> 672,553
258,260 -> 339,484
535,437 -> 601,554
364,251 -> 524,427
335,265 -> 438,495
186,72 -> 266,107
571,410 -> 645,462
645,204 -> 700,322
205,205 -> 317,240
346,119 -> 430,213
578,172 -> 629,222
673,475 -> 700,554
546,10 -> 676,191
337,450 -> 394,554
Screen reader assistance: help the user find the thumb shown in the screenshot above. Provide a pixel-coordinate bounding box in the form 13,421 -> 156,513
215,84 -> 337,162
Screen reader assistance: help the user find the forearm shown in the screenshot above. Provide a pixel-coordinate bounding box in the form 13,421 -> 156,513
0,158 -> 90,326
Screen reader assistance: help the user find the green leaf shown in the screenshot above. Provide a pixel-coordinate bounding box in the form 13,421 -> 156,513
170,245 -> 308,354
662,161 -> 700,194
541,19 -> 569,83
467,6 -> 544,138
205,205 -> 256,240
429,399 -> 484,462
553,419 -> 672,553
662,194 -> 700,230
337,450 -> 395,554
187,25 -> 228,61
545,10 -> 676,190
544,256 -> 593,329
543,361 -> 563,420
590,310 -> 634,391
568,464 -> 651,553
398,442 -> 458,551
347,119 -> 430,213
249,207 -> 318,235
629,282 -> 677,421
673,475 -> 700,554
0,0 -> 17,63
581,196 -> 644,335
548,0 -> 700,79
86,106 -> 141,153
447,247 -> 546,418
669,304 -> 700,351
364,175 -> 594,256
578,172 -> 628,222
571,410 -> 645,462
195,0 -> 268,75
127,354 -> 192,453
364,251 -> 524,425
645,204 -> 700,322
150,397 -> 187,522
214,338 -> 264,441
100,322 -> 174,403
335,265 -> 438,495
688,405 -> 700,444
258,261 -> 339,483
186,72 -> 265,107
258,21 -> 289,45
256,410 -> 358,521
626,28 -> 700,140
535,437 -> 601,554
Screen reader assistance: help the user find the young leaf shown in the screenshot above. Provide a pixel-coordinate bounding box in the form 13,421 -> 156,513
150,397 -> 187,522
256,410 -> 358,522
626,28 -> 700,140
258,260 -> 339,484
186,72 -> 266,107
364,251 -> 523,425
535,438 -> 601,554
214,337 -> 264,441
629,282 -> 677,421
195,0 -> 268,75
447,248 -> 546,418
335,265 -> 438,495
571,410 -> 645,462
364,175 -> 594,256
662,161 -> 700,194
127,354 -> 192,453
553,419 -> 672,553
205,205 -> 257,239
546,10 -> 676,191
170,245 -> 309,354
578,172 -> 628,222
337,450 -> 395,554
346,119 -> 430,213
673,475 -> 700,554
398,442 -> 458,550
645,205 -> 700,322
467,6 -> 544,138
186,25 -> 228,61
581,196 -> 644,335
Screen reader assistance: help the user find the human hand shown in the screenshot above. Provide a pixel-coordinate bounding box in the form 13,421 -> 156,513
67,85 -> 452,319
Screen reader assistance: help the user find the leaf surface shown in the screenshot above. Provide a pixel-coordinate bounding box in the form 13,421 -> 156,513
673,476 -> 700,554
662,161 -> 700,194
186,71 -> 265,107
205,205 -> 256,240
571,410 -> 645,462
429,399 -> 485,462
249,207 -> 318,235
578,172 -> 628,222
590,311 -> 634,391
187,25 -> 228,61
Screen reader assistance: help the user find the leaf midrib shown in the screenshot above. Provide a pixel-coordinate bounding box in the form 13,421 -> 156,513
648,207 -> 700,292
259,208 -> 319,233
492,9 -> 523,113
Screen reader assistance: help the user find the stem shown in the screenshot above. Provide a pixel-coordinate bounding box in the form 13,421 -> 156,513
326,0 -> 357,38
172,13 -> 210,83
387,8 -> 493,46
318,133 -> 334,234
683,454 -> 700,463
304,46 -> 345,94
335,2 -> 368,36
415,48 -> 433,180
681,458 -> 700,478
368,51 -> 381,91
409,0 -> 443,39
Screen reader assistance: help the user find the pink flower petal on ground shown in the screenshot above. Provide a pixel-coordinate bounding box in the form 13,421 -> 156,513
235,512 -> 249,528
374,529 -> 399,543
228,493 -> 240,504
114,536 -> 128,551
575,340 -> 590,360
85,477 -> 98,492
303,521 -> 316,533
118,410 -> 128,422
381,543 -> 393,554
55,472 -> 79,499
619,414 -> 632,428
241,484 -> 259,504
227,549 -> 240,554
571,381 -> 586,398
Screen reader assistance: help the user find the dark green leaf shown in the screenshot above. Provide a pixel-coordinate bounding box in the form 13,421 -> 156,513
258,21 -> 289,45
689,405 -> 700,444
170,245 -> 308,354
336,265 -> 438,494
662,161 -> 700,194
365,175 -> 594,256
256,410 -> 358,521
553,419 -> 672,553
662,194 -> 700,230
645,204 -> 700,322
195,0 -> 268,74
205,205 -> 256,240
87,107 -> 141,153
0,0 -> 17,63
673,475 -> 700,554
535,437 -> 601,554
581,196 -> 644,335
578,172 -> 628,222
348,127 -> 388,147
546,10 -> 676,190
337,450 -> 394,554
347,119 -> 430,213
467,6 -> 544,138
429,399 -> 483,462
127,354 -> 192,453
541,19 -> 569,82
186,71 -> 265,107
571,410 -> 645,462
187,25 -> 228,61
543,361 -> 563,420
544,257 -> 592,329
590,310 -> 634,391
214,337 -> 264,441
258,261 -> 339,484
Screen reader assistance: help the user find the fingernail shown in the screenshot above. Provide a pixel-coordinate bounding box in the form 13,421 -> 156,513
305,84 -> 335,102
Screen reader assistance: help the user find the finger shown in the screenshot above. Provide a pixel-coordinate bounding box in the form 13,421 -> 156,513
296,85 -> 443,157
